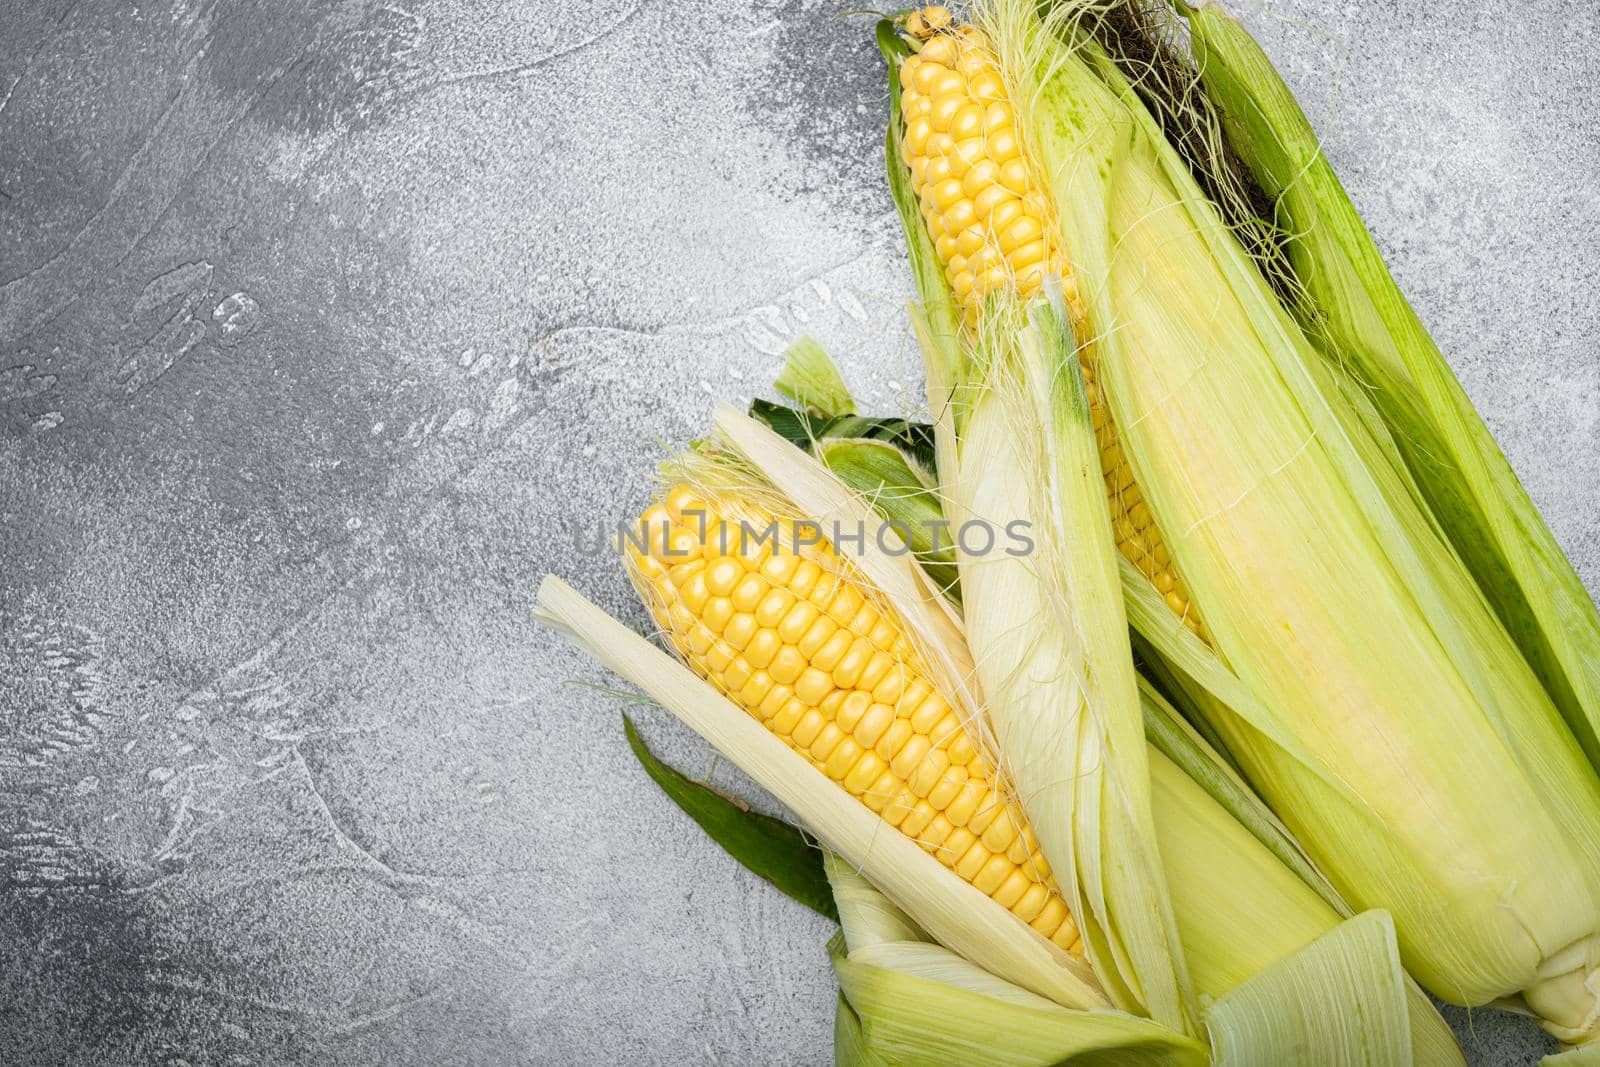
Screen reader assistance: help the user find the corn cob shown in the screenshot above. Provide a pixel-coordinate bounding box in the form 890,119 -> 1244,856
896,12 -> 1203,638
627,482 -> 1082,954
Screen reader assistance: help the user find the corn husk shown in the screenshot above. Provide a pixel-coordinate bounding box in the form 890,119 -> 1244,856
1206,910 -> 1411,1066
968,0 -> 1600,1035
774,335 -> 857,418
1545,1046 -> 1600,1067
945,295 -> 1194,1033
923,283 -> 1459,1061
830,934 -> 1207,1067
734,382 -> 1462,1057
1180,1 -> 1600,775
811,436 -> 962,600
834,991 -> 886,1067
823,853 -> 1192,1067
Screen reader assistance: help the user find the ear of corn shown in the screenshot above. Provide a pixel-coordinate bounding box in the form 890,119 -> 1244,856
533,571 -> 1107,1010
626,473 -> 1085,955
1182,3 -> 1600,777
783,351 -> 1463,1058
638,409 -> 1466,1056
882,0 -> 1600,1041
535,401 -> 1464,1059
889,16 -> 1205,638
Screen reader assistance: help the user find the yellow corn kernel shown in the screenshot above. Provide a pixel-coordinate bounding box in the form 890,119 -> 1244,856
777,601 -> 821,644
966,790 -> 1002,835
793,667 -> 833,707
745,630 -> 779,671
813,724 -> 849,765
874,718 -> 915,763
757,684 -> 792,721
891,734 -> 933,780
832,638 -> 872,688
705,558 -> 741,597
845,704 -> 891,752
861,769 -> 899,813
792,709 -> 827,749
857,649 -> 895,693
770,698 -> 805,736
769,646 -> 806,686
731,574 -> 764,613
908,748 -> 951,798
994,868 -> 1032,910
825,739 -> 864,780
926,763 -> 968,810
954,840 -> 990,881
974,853 -> 1015,896
797,616 -> 838,658
811,629 -> 854,673
844,750 -> 887,796
832,694 -> 870,735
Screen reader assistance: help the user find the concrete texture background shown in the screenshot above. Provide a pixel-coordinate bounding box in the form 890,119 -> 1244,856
0,0 -> 1594,1062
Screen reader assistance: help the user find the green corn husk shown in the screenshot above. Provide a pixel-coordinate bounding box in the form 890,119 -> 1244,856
774,335 -> 858,418
947,295 -> 1194,1033
1205,910 -> 1412,1065
764,388 -> 1461,1059
812,436 -> 963,601
1178,1 -> 1600,775
1545,1046 -> 1600,1067
939,0 -> 1600,1040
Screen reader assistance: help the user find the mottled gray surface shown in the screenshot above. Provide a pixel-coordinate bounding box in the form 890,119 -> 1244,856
0,0 -> 1594,1063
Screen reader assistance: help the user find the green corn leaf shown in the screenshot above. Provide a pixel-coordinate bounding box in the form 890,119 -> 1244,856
813,437 -> 961,602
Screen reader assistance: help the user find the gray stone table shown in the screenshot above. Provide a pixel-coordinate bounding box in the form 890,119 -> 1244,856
2,0 -> 1595,1063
